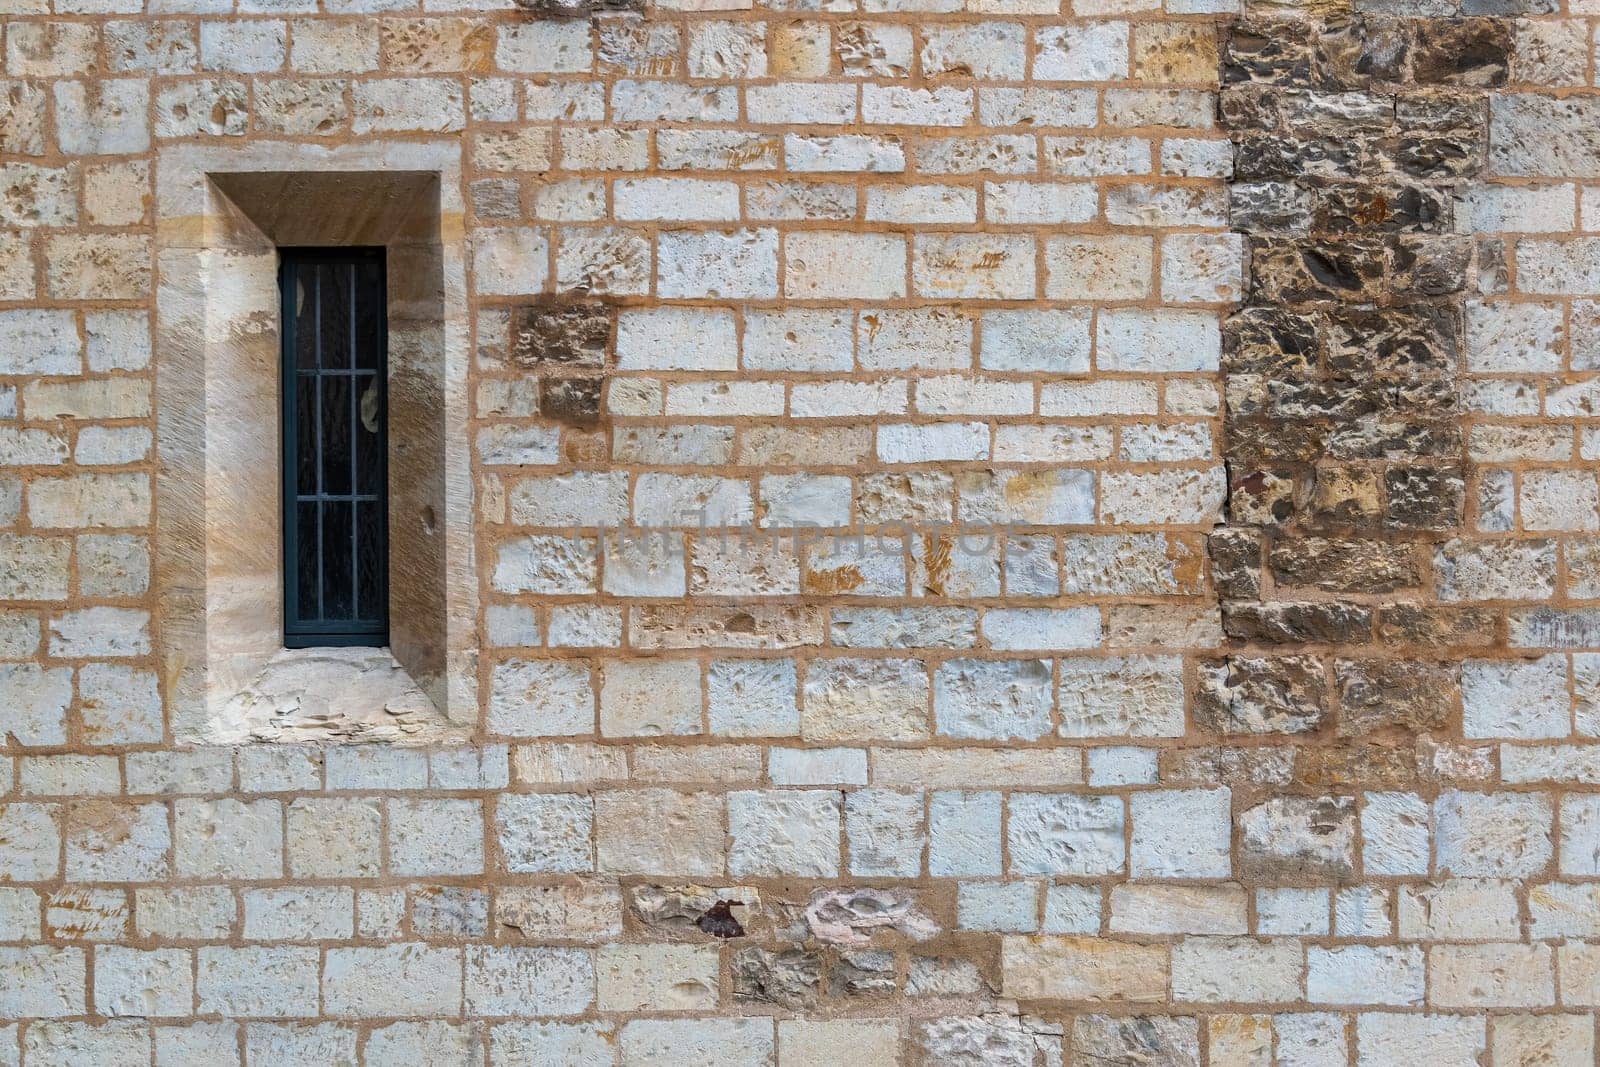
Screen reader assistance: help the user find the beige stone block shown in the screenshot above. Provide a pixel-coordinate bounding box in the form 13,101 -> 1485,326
1208,1015 -> 1271,1067
631,744 -> 762,784
289,19 -> 378,72
175,799 -> 281,880
914,234 -> 1036,300
45,234 -> 149,300
0,233 -> 32,299
0,535 -> 70,600
473,129 -> 554,173
802,658 -> 928,742
1001,936 -> 1169,1002
380,18 -> 494,73
23,379 -> 149,420
27,474 -> 149,529
621,1019 -> 774,1067
597,944 -> 718,1012
1560,943 -> 1600,1006
53,80 -> 148,155
1044,234 -> 1152,300
871,747 -> 1083,787
779,1020 -> 899,1066
323,945 -> 462,1018
254,79 -> 348,136
594,789 -> 724,877
6,23 -> 98,77
599,660 -> 701,737
464,946 -> 591,1017
1430,944 -> 1554,1009
1173,937 -> 1302,1004
0,161 -> 75,228
513,742 -> 628,785
0,81 -> 47,154
135,887 -> 234,941
1492,1014 -> 1594,1066
785,232 -> 905,300
351,78 -> 464,134
1108,884 -> 1247,935
82,162 -> 149,226
496,881 -> 622,943
767,23 -> 830,78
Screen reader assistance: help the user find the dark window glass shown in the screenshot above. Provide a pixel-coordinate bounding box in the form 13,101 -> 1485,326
318,263 -> 351,369
355,260 -> 383,370
320,374 -> 351,496
281,249 -> 388,648
295,501 -> 319,621
293,271 -> 317,370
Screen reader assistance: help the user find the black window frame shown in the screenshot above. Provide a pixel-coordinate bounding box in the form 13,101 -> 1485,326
279,247 -> 390,649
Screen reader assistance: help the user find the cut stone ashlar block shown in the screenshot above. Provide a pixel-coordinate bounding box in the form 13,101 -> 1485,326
511,298 -> 612,368
512,0 -> 642,15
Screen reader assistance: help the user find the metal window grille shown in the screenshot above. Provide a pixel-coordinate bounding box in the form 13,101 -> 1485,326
279,249 -> 389,648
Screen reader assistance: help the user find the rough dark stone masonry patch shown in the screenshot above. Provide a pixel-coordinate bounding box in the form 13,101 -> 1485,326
1210,9 -> 1511,788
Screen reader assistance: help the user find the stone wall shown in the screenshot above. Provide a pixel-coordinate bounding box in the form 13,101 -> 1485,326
0,0 -> 1599,1061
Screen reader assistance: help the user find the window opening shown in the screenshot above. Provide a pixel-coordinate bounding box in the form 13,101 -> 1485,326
279,248 -> 389,648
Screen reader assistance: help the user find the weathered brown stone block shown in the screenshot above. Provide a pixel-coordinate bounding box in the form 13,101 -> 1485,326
1228,422 -> 1325,469
540,377 -> 603,428
1313,17 -> 1410,89
1234,131 -> 1366,182
1250,238 -> 1386,303
511,299 -> 610,368
1324,410 -> 1460,462
1391,235 -> 1473,296
1223,306 -> 1317,376
1294,743 -> 1416,788
732,946 -> 821,1010
470,178 -> 520,220
1322,304 -> 1460,376
830,950 -> 895,998
1237,796 -> 1357,883
1375,605 -> 1499,647
1270,537 -> 1421,593
1208,528 -> 1263,600
1411,19 -> 1512,88
1072,1015 -> 1200,1067
1160,745 -> 1296,788
512,0 -> 640,14
1221,20 -> 1314,86
1218,86 -> 1286,131
1335,658 -> 1458,735
1382,130 -> 1486,180
1384,464 -> 1464,530
1279,89 -> 1393,135
1308,466 -> 1383,527
1312,183 -> 1450,235
1397,91 -> 1486,131
1226,466 -> 1298,524
1223,602 -> 1374,644
1460,0 -> 1557,14
1195,655 -> 1328,735
1230,181 -> 1314,234
1265,379 -> 1376,423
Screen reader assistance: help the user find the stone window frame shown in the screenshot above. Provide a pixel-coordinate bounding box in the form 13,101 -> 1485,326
153,142 -> 476,744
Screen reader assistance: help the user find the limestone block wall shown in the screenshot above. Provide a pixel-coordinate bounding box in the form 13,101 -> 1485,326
0,0 -> 1598,1061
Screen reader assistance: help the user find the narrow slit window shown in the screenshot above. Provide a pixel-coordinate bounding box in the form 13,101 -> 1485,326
280,249 -> 389,648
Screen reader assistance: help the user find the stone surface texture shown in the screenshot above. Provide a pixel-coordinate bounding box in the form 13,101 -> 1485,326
0,0 -> 1597,1060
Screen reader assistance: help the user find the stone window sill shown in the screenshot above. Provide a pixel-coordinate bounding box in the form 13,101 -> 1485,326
205,647 -> 469,745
